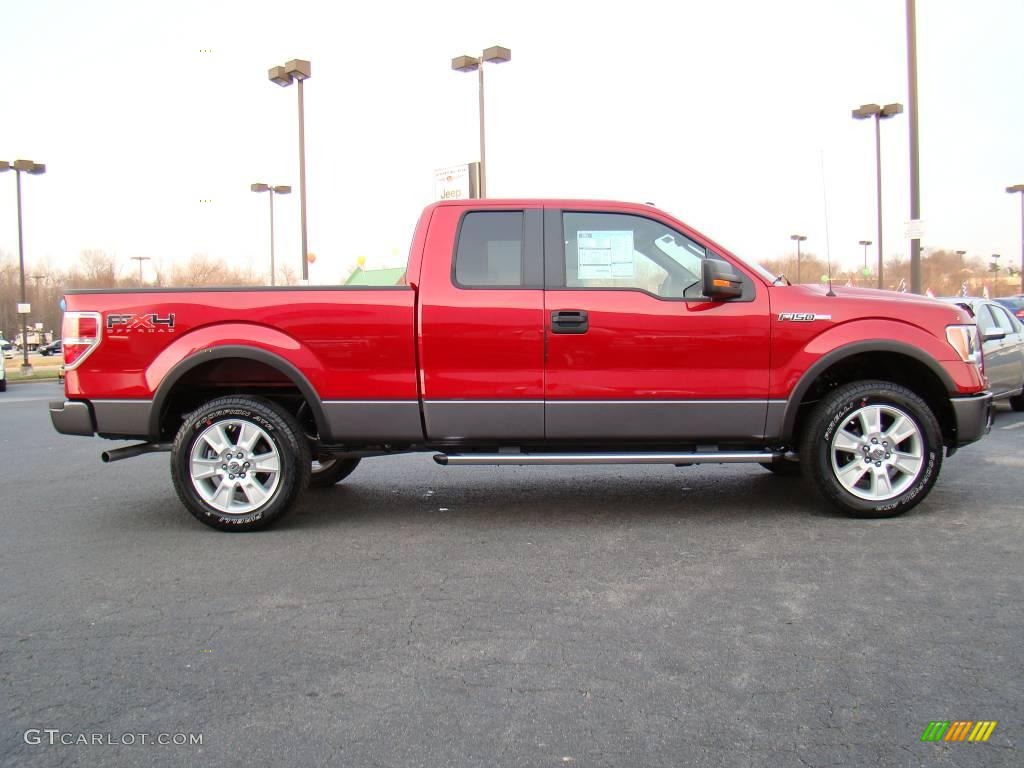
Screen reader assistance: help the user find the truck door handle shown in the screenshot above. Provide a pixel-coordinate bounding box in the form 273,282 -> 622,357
551,310 -> 589,334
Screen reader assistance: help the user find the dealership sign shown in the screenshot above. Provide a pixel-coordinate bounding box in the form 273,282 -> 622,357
434,162 -> 480,201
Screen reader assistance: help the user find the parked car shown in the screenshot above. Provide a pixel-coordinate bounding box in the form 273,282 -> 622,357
1,339 -> 13,360
942,297 -> 1024,409
38,339 -> 62,357
0,349 -> 6,392
994,294 -> 1024,321
50,198 -> 993,530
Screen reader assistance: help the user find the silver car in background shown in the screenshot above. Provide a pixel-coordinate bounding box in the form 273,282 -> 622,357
942,297 -> 1024,410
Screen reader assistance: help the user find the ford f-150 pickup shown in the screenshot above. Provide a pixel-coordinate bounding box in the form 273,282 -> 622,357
50,199 -> 993,530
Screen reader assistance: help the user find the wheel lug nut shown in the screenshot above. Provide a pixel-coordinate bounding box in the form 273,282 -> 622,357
871,438 -> 878,444
221,464 -> 227,469
228,474 -> 235,479
244,462 -> 250,468
236,452 -> 243,459
885,453 -> 891,459
875,462 -> 882,467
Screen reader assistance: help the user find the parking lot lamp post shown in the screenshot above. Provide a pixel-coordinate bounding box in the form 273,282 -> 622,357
130,256 -> 151,285
859,240 -> 872,276
852,103 -> 903,289
268,59 -> 311,282
1007,185 -> 1024,294
251,183 -> 292,285
451,46 -> 512,198
790,234 -> 807,283
1,159 -> 46,374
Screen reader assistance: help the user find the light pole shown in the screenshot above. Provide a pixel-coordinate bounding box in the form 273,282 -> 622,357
1007,184 -> 1024,294
1,159 -> 46,374
790,234 -> 807,283
268,59 -> 311,282
251,183 -> 292,285
858,240 -> 872,283
907,0 -> 922,294
130,256 -> 151,285
451,45 -> 512,198
852,102 -> 903,290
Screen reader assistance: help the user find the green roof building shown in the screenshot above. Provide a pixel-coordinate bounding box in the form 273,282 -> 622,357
343,267 -> 407,286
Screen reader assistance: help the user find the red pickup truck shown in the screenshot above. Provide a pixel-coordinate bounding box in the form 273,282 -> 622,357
51,199 -> 992,530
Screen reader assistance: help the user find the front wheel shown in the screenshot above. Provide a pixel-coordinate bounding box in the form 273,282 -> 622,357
801,381 -> 942,518
171,396 -> 311,531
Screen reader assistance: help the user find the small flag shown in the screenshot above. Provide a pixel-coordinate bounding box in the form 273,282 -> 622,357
959,282 -> 969,297
897,279 -> 907,293
983,285 -> 990,299
925,288 -> 935,298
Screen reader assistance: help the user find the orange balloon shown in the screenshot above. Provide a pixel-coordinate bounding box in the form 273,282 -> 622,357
306,252 -> 316,264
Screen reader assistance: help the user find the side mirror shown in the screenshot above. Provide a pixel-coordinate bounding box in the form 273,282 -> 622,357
981,328 -> 1006,342
702,258 -> 743,300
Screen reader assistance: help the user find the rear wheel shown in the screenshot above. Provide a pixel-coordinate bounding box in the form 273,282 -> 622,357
171,396 -> 310,531
1010,392 -> 1024,412
309,454 -> 361,488
801,381 -> 942,518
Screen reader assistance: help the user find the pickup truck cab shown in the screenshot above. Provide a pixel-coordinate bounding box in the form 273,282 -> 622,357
51,199 -> 992,530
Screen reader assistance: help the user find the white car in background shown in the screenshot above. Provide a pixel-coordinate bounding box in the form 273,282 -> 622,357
1,338 -> 14,360
0,348 -> 7,392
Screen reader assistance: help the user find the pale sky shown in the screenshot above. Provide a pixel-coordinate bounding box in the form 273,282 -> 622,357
1,0 -> 1022,284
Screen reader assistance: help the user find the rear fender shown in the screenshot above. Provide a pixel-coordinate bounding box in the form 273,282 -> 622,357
146,324 -> 329,440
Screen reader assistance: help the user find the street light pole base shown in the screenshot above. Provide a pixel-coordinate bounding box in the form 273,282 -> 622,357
20,364 -> 34,376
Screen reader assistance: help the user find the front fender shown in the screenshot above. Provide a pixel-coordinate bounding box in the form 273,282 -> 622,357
772,319 -> 980,442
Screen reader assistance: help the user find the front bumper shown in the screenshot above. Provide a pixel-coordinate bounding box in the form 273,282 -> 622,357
950,391 -> 994,446
50,400 -> 95,436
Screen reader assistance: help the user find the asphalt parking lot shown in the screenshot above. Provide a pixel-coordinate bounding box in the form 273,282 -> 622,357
1,381 -> 1021,767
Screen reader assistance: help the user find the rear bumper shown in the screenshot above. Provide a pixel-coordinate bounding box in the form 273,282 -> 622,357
950,391 -> 994,446
49,400 -> 95,436
50,398 -> 153,438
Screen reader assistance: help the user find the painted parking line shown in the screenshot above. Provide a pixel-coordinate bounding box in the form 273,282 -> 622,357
1002,421 -> 1024,430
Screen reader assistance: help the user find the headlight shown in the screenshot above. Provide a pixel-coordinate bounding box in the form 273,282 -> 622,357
946,324 -> 982,367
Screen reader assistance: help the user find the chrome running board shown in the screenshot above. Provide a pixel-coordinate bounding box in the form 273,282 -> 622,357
433,451 -> 782,466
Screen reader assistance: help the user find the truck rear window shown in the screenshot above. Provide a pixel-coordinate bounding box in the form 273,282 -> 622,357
454,211 -> 524,287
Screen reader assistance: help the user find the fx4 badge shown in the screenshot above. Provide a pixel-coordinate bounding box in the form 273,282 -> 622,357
106,313 -> 176,333
778,312 -> 831,322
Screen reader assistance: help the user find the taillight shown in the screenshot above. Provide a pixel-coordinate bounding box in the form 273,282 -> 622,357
1016,310 -> 1024,320
63,311 -> 102,369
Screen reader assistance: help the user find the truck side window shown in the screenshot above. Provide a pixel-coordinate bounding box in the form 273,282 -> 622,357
561,212 -> 707,299
454,211 -> 524,287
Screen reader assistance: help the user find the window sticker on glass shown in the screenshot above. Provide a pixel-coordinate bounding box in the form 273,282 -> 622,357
576,230 -> 635,280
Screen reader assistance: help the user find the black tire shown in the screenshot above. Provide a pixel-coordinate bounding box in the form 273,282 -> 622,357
762,460 -> 802,477
801,380 -> 943,518
0,379 -> 6,392
309,455 -> 361,488
171,396 -> 311,531
1010,393 -> 1024,412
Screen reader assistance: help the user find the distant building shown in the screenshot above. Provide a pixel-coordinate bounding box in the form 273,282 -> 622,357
343,267 -> 406,286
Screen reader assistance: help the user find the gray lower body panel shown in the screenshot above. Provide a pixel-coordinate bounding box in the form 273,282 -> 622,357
91,399 -> 153,437
324,400 -> 423,442
950,392 -> 993,445
545,400 -> 773,441
422,400 -> 544,441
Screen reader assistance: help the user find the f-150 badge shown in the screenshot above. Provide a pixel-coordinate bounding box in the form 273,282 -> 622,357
106,313 -> 176,333
777,312 -> 832,322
